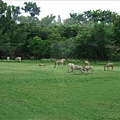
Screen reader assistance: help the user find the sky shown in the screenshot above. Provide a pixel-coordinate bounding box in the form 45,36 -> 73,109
3,0 -> 120,21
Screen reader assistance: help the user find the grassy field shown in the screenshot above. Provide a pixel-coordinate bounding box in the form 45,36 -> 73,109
0,60 -> 120,120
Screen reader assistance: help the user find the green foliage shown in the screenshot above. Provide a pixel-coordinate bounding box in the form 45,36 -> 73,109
51,37 -> 76,58
67,9 -> 118,25
0,0 -> 120,60
27,36 -> 51,59
113,16 -> 120,47
22,2 -> 40,16
22,2 -> 40,22
90,23 -> 116,60
11,6 -> 21,21
40,14 -> 56,27
0,0 -> 7,15
59,25 -> 78,39
0,0 -> 13,30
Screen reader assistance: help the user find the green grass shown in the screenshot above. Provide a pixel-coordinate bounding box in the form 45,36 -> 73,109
0,61 -> 120,120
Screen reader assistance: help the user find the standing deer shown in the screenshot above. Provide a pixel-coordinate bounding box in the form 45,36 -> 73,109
54,59 -> 66,68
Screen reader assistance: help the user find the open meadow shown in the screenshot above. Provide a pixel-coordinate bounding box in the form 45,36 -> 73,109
0,60 -> 120,120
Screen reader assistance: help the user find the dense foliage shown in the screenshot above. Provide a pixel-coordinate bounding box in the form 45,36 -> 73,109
0,0 -> 120,60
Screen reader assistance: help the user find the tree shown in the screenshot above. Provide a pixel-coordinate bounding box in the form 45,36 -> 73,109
57,15 -> 62,24
0,0 -> 14,57
11,6 -> 21,22
74,25 -> 92,59
18,15 -> 33,23
40,14 -> 56,27
27,36 -> 51,59
90,23 -> 115,60
69,11 -> 85,24
18,15 -> 38,23
0,0 -> 12,27
113,16 -> 120,48
59,25 -> 78,39
22,2 -> 40,22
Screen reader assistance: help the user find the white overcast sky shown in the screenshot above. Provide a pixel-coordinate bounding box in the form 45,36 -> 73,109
3,0 -> 120,20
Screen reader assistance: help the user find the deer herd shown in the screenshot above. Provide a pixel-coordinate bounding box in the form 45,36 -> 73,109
54,59 -> 114,75
7,56 -> 21,62
6,56 -> 114,74
67,60 -> 94,75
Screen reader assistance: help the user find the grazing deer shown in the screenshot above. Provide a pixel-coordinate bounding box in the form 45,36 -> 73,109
15,57 -> 21,62
71,65 -> 87,74
83,65 -> 94,74
104,62 -> 114,71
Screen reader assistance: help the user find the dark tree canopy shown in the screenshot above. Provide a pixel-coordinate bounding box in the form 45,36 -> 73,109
0,0 -> 120,60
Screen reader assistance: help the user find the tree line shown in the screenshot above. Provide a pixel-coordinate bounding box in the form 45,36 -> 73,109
0,0 -> 120,61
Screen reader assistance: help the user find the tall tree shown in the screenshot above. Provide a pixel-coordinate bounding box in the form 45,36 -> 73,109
22,2 -> 40,22
40,14 -> 55,27
90,23 -> 115,60
57,15 -> 62,24
11,6 -> 21,22
113,16 -> 120,48
0,0 -> 14,57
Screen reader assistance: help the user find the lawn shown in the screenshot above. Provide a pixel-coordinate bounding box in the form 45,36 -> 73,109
0,60 -> 120,120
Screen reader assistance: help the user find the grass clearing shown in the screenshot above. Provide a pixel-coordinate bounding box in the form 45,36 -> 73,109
0,61 -> 120,120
